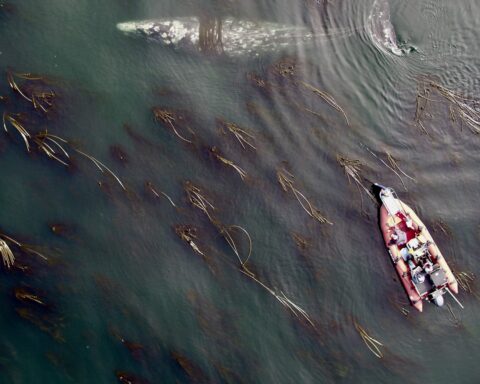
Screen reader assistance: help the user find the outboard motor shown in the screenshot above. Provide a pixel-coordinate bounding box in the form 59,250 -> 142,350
433,294 -> 444,307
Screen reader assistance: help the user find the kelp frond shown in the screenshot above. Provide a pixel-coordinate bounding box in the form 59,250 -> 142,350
276,166 -> 332,224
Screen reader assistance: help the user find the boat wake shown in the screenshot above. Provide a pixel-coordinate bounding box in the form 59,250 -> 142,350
367,0 -> 415,56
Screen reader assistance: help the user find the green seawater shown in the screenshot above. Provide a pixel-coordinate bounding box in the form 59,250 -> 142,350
0,0 -> 479,383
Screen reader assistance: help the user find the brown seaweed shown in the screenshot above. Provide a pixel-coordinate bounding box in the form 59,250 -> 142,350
144,181 -> 177,207
171,351 -> 208,383
49,223 -> 76,239
360,143 -> 415,191
453,270 -> 477,298
209,146 -> 247,181
110,145 -> 129,165
174,224 -> 218,275
2,109 -> 126,190
175,225 -> 207,259
16,307 -> 64,342
269,57 -> 349,125
217,118 -> 256,151
14,287 -> 47,306
354,321 -> 384,358
0,238 -> 15,268
415,75 -> 480,135
0,232 -> 49,267
152,107 -> 194,144
277,165 -> 332,224
337,155 -> 375,202
2,111 -> 31,151
291,232 -> 310,251
183,180 -> 314,326
115,371 -> 150,384
6,70 -> 56,113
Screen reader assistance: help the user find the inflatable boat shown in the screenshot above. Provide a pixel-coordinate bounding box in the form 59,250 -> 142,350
375,184 -> 462,312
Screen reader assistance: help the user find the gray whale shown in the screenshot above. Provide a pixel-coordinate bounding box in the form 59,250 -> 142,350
117,17 -> 351,57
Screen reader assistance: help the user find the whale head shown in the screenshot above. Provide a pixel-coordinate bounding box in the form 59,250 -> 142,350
116,18 -> 200,48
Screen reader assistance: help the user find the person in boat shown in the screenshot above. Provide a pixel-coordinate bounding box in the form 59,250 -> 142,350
424,261 -> 433,274
389,229 -> 407,246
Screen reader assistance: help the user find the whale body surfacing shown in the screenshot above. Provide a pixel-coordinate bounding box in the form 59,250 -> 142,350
117,17 -> 330,57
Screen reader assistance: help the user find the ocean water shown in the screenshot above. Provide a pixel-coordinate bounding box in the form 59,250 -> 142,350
0,0 -> 479,383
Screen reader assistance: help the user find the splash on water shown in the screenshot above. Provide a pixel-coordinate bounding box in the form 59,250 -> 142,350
367,0 -> 415,56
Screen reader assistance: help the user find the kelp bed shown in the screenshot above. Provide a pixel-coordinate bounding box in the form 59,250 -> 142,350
0,50 -> 477,382
414,75 -> 480,135
2,70 -> 126,189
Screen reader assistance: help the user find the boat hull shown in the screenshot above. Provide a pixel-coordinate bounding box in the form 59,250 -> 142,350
379,199 -> 458,311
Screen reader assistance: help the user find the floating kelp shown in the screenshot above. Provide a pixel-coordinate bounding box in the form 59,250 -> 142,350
152,107 -> 194,144
291,232 -> 310,251
454,271 -> 476,297
337,155 -> 375,201
214,364 -> 245,384
171,351 -> 209,383
14,286 -> 47,306
110,145 -> 129,165
247,72 -> 271,92
175,225 -> 206,258
183,180 -> 314,326
76,149 -> 126,190
184,181 -> 251,266
109,326 -> 147,362
174,224 -> 218,275
115,371 -> 150,384
3,236 -> 65,341
360,143 -> 415,191
446,303 -> 461,327
186,291 -> 236,347
184,181 -> 216,221
0,238 -> 15,268
6,70 -> 57,113
215,222 -> 252,267
432,218 -> 453,238
0,2 -> 16,16
247,58 -> 349,127
124,124 -> 163,150
32,131 -> 70,166
277,165 -> 332,224
415,76 -> 480,135
388,296 -> 410,317
15,306 -> 65,342
144,181 -> 177,207
271,57 -> 349,125
216,118 -> 256,151
354,321 -> 384,358
49,222 -> 76,239
2,112 -> 31,151
1,114 -> 126,189
298,81 -> 349,126
2,70 -> 126,190
0,232 -> 48,268
209,146 -> 247,181
386,152 -> 415,182
429,80 -> 480,134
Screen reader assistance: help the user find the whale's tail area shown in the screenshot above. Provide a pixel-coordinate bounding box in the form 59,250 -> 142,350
367,0 -> 415,56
